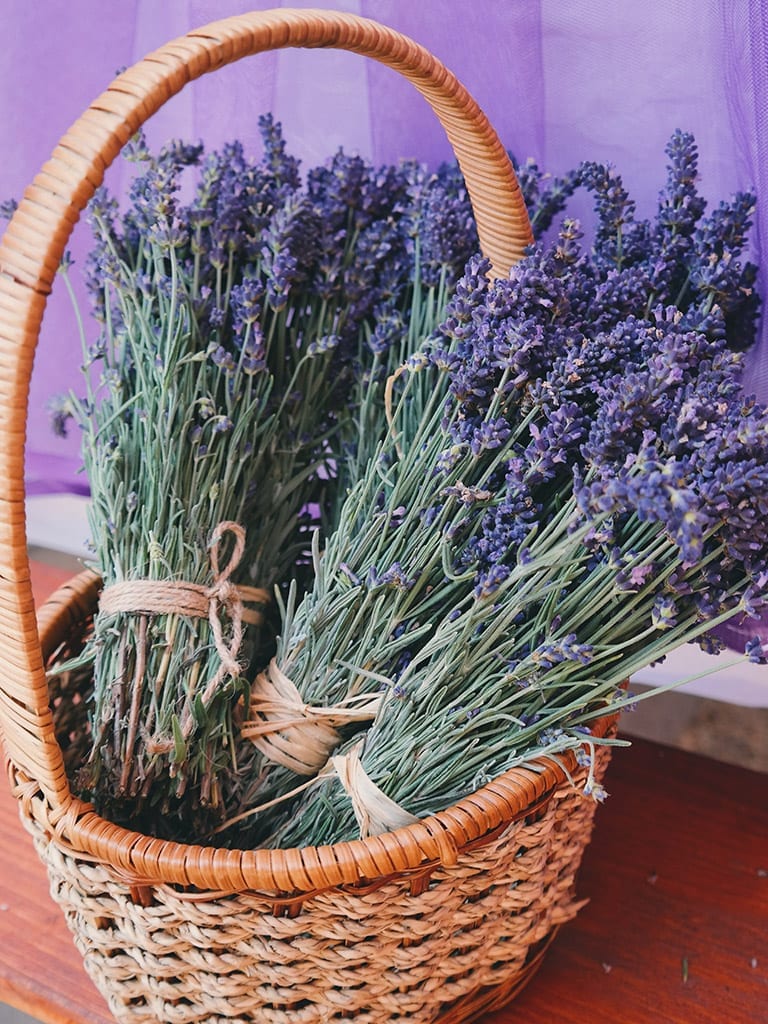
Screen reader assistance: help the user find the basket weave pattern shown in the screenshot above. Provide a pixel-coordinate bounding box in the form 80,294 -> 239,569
27,750 -> 610,1024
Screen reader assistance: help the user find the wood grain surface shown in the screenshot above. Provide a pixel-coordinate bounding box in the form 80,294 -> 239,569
0,561 -> 765,1024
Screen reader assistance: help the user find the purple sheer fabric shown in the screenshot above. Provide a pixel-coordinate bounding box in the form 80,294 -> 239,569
1,1 -> 765,645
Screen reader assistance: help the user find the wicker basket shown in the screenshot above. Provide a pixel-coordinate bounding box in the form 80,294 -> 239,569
0,10 -> 614,1023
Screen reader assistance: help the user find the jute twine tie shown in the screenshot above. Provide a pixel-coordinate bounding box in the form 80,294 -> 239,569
243,659 -> 382,775
99,522 -> 269,736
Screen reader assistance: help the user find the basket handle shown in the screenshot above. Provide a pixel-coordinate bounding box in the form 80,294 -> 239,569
0,8 -> 532,813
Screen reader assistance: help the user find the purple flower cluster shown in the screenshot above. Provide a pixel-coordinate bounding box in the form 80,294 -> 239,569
405,161 -> 478,286
64,116 -> 483,593
425,130 -> 767,654
530,634 -> 594,669
511,156 -> 579,238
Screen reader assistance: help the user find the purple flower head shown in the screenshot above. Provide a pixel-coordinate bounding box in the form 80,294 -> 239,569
241,325 -> 267,374
469,418 -> 512,457
257,113 -> 301,190
208,344 -> 236,373
745,637 -> 767,665
695,633 -> 726,655
647,130 -> 707,294
100,368 -> 122,392
212,416 -> 234,435
577,159 -> 648,269
531,633 -> 595,669
158,139 -> 204,168
48,394 -> 75,438
410,167 -> 477,286
307,334 -> 340,357
616,558 -> 656,592
442,481 -> 494,505
490,316 -> 549,390
126,159 -> 181,233
147,219 -> 188,251
368,302 -> 406,357
0,197 -> 18,221
523,402 -> 586,485
367,562 -> 419,592
474,563 -> 511,599
651,593 -> 678,630
580,773 -> 608,802
230,278 -> 265,332
438,254 -> 491,343
511,156 -> 580,238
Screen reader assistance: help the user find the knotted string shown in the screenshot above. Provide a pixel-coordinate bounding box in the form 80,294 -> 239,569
243,659 -> 382,775
99,521 -> 269,739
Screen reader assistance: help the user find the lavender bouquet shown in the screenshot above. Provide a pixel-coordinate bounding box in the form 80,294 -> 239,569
221,132 -> 768,849
44,126 -> 766,850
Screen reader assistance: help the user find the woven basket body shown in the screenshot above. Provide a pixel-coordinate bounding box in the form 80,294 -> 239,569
0,10 -> 610,1023
29,769 -> 608,1024
30,573 -> 613,1024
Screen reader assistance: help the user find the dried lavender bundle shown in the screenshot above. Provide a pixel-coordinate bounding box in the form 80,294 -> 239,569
229,133 -> 768,849
49,122 -> 479,839
217,272 -> 477,840
56,243 -> 320,829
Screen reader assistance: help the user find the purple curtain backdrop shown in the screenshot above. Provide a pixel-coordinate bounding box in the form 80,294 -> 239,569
2,0 -> 765,646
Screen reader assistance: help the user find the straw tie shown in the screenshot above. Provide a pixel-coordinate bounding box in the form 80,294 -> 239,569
244,659 -> 383,775
332,740 -> 419,837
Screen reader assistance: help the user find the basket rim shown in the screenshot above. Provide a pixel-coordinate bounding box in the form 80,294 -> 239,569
15,569 -> 617,898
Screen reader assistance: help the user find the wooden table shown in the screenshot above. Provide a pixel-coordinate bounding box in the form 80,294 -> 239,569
1,562 -> 766,1023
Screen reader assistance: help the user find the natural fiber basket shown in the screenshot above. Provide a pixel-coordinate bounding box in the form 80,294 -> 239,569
0,10 -> 615,1023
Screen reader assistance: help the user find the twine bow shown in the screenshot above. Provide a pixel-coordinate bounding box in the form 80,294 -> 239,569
99,521 -> 269,738
205,521 -> 250,680
331,742 -> 458,865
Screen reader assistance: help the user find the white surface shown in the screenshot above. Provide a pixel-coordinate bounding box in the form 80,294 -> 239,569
0,1004 -> 40,1024
25,493 -> 92,560
634,645 -> 768,708
24,495 -> 768,707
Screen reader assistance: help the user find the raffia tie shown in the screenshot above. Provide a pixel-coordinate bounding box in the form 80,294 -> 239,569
331,740 -> 419,837
242,659 -> 382,775
99,522 -> 269,734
